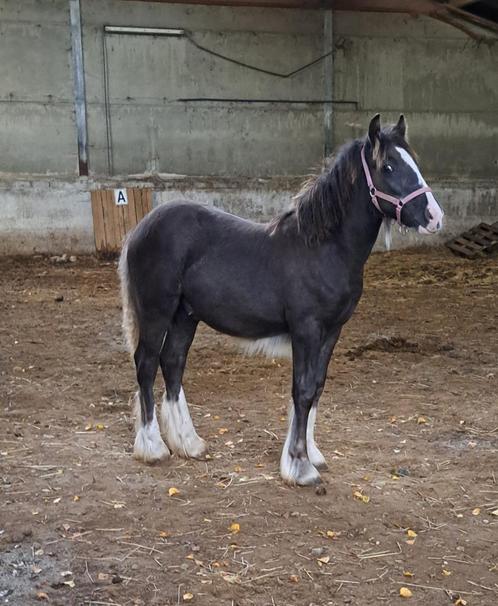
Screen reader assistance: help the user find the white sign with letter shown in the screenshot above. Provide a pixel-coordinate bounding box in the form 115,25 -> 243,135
114,189 -> 128,206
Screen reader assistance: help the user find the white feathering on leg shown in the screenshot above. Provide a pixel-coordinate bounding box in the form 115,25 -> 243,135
132,391 -> 142,433
280,404 -> 295,484
280,402 -> 321,486
160,387 -> 207,459
306,405 -> 327,469
133,409 -> 170,463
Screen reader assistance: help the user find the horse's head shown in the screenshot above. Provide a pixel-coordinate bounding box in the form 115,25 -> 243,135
362,114 -> 444,234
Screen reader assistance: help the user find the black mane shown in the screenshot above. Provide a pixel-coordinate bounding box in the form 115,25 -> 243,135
269,125 -> 413,247
269,138 -> 363,247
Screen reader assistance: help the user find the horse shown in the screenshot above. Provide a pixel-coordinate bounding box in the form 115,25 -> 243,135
118,114 -> 444,486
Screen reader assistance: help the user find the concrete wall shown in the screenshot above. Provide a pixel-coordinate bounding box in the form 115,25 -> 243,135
332,12 -> 498,181
83,1 -> 324,176
0,0 -> 496,254
0,179 -> 93,254
0,0 -> 77,175
0,0 -> 325,178
1,175 -> 494,255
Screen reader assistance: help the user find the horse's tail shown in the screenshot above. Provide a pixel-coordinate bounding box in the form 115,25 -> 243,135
118,235 -> 139,356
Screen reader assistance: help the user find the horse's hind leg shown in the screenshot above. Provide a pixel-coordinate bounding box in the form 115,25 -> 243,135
159,305 -> 207,459
133,307 -> 175,463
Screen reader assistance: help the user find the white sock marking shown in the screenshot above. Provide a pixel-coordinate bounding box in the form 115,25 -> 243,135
306,405 -> 326,469
395,146 -> 443,233
132,391 -> 142,432
133,409 -> 170,463
160,387 -> 207,459
280,403 -> 321,485
280,404 -> 296,483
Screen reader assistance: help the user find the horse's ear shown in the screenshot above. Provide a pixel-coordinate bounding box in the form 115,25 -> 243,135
394,114 -> 407,138
368,113 -> 381,146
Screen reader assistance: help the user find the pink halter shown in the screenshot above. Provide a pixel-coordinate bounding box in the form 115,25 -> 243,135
360,145 -> 432,225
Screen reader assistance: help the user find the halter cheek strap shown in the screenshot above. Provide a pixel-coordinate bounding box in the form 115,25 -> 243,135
360,145 -> 432,225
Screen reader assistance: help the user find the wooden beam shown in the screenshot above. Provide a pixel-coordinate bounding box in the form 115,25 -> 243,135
117,0 -> 438,13
118,0 -> 330,7
444,3 -> 498,34
446,0 -> 476,7
118,0 -> 329,6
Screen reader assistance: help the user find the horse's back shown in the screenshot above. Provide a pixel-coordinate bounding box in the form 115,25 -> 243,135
128,200 -> 265,255
125,199 -> 272,289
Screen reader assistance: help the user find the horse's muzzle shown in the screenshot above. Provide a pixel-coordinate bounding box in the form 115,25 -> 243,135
418,193 -> 444,234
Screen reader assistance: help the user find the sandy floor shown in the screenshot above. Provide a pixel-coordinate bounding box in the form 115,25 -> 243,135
1,248 -> 497,605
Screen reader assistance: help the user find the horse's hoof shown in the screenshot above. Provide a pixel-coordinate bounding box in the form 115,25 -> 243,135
297,472 -> 322,487
134,423 -> 171,463
178,436 -> 208,460
281,456 -> 321,486
166,431 -> 208,460
133,440 -> 171,465
139,452 -> 170,465
308,443 -> 327,470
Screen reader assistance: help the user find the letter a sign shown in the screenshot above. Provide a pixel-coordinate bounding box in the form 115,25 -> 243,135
114,189 -> 128,206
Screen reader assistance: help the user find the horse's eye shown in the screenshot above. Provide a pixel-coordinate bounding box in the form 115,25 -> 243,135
384,164 -> 393,173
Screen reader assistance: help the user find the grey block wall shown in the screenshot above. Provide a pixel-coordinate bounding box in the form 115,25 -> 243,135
0,0 -> 78,174
332,12 -> 498,181
0,0 -> 326,178
0,0 -> 496,254
82,1 -> 325,176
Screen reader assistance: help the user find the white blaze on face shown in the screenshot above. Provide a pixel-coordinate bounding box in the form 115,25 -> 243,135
395,146 -> 444,234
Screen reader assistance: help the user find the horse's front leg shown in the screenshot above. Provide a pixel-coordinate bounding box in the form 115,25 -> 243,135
306,326 -> 342,470
280,324 -> 339,486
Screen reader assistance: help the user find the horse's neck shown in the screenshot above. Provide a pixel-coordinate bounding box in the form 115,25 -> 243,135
336,183 -> 383,272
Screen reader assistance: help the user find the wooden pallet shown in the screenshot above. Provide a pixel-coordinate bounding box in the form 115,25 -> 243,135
91,188 -> 152,257
446,222 -> 498,259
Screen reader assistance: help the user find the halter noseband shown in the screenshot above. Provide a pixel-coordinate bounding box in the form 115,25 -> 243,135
360,145 -> 432,225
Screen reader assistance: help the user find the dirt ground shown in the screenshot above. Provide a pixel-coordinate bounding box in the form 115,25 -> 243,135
1,247 -> 497,606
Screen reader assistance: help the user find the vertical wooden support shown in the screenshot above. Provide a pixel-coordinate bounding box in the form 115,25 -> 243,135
69,0 -> 89,176
323,10 -> 334,159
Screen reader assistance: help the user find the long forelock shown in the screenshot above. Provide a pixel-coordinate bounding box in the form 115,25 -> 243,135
383,127 -> 418,164
372,138 -> 385,170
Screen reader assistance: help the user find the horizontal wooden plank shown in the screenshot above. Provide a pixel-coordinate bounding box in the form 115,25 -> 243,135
446,242 -> 479,258
446,221 -> 498,259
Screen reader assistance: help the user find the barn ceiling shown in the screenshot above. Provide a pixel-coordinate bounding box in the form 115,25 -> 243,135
120,0 -> 498,35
